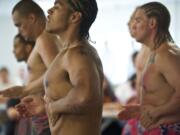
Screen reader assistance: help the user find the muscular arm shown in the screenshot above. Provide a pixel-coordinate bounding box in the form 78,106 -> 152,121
0,82 -> 44,98
49,49 -> 103,115
155,49 -> 180,118
36,32 -> 59,68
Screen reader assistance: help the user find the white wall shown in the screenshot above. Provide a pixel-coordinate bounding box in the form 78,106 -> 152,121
0,15 -> 19,75
174,0 -> 180,45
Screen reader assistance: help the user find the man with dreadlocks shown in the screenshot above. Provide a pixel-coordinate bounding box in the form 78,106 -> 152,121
118,2 -> 180,135
8,0 -> 103,135
42,0 -> 104,135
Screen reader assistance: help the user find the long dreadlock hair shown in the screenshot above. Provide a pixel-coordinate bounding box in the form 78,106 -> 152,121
67,0 -> 98,40
139,2 -> 174,48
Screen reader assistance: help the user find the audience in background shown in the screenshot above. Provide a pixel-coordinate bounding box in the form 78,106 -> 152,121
115,51 -> 138,105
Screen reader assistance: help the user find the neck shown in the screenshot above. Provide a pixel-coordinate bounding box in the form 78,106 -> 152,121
24,56 -> 28,62
142,31 -> 157,51
57,28 -> 82,48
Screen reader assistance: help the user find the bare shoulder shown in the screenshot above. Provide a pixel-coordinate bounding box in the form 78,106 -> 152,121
157,43 -> 180,66
63,41 -> 104,86
156,43 -> 180,82
67,42 -> 103,69
35,31 -> 59,66
36,31 -> 59,50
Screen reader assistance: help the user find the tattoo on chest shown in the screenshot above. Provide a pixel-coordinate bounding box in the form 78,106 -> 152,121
148,52 -> 155,64
142,52 -> 156,78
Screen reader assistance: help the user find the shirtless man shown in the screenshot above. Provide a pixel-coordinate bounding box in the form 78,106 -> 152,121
42,0 -> 104,135
13,33 -> 35,62
8,33 -> 35,118
119,2 -> 180,134
127,7 -> 150,97
0,1 -> 59,135
6,33 -> 35,135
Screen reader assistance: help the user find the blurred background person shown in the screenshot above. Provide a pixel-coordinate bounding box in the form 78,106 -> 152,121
0,67 -> 17,135
102,76 -> 124,135
0,67 -> 16,90
115,51 -> 138,105
4,33 -> 35,135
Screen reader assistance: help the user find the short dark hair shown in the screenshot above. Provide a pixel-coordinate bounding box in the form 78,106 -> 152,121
15,33 -> 35,47
139,2 -> 174,48
0,67 -> 9,73
67,0 -> 98,40
12,0 -> 45,20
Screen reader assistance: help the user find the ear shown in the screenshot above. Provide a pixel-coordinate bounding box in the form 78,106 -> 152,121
70,12 -> 82,24
28,13 -> 36,24
149,17 -> 157,29
25,44 -> 33,54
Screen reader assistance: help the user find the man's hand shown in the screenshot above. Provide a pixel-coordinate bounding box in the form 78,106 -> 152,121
44,95 -> 59,126
103,102 -> 122,110
16,95 -> 45,117
7,107 -> 20,120
118,104 -> 140,120
0,86 -> 24,98
44,95 -> 56,115
140,105 -> 160,129
15,103 -> 32,118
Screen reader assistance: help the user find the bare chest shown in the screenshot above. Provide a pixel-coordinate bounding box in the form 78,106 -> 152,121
44,52 -> 72,100
142,64 -> 159,91
141,53 -> 163,92
27,51 -> 46,82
